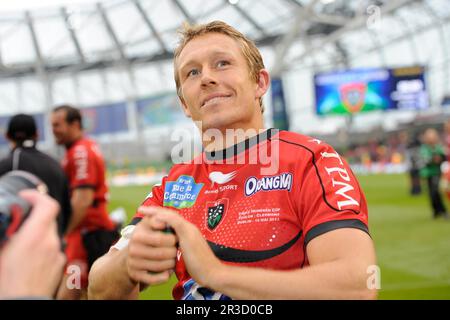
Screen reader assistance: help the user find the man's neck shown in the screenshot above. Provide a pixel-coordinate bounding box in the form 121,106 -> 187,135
202,124 -> 266,153
11,140 -> 36,149
65,133 -> 83,149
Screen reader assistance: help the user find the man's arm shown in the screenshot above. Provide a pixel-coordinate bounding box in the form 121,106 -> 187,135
152,207 -> 378,300
65,187 -> 94,234
88,211 -> 177,300
88,248 -> 139,300
210,228 -> 377,299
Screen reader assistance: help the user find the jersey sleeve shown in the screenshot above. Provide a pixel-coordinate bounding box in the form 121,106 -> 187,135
111,177 -> 167,251
128,176 -> 167,226
69,143 -> 97,189
295,141 -> 369,246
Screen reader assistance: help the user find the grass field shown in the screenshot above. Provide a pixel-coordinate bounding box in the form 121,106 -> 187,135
108,173 -> 450,300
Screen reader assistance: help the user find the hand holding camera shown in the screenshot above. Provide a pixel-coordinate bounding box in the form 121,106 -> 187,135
0,171 -> 65,299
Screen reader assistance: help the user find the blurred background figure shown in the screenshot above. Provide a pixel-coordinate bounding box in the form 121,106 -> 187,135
51,105 -> 118,300
403,131 -> 422,196
420,128 -> 448,219
443,120 -> 450,201
0,113 -> 71,236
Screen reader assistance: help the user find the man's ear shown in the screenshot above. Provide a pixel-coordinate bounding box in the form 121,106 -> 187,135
179,95 -> 192,118
255,69 -> 270,99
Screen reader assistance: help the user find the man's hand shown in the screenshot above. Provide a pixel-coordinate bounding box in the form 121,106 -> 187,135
148,207 -> 224,288
126,206 -> 178,286
0,190 -> 66,299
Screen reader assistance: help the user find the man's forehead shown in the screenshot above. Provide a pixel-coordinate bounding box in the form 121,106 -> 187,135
180,49 -> 234,66
52,110 -> 65,117
178,33 -> 241,65
52,110 -> 67,121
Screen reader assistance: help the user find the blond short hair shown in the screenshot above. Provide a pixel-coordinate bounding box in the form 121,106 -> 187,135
173,20 -> 265,112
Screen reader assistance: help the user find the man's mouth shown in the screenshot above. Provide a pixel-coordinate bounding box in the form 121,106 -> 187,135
201,94 -> 232,108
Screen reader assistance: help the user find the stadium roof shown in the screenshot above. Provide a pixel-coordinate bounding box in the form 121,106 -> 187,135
0,0 -> 449,135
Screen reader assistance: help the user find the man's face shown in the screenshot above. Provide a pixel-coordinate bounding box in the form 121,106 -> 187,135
176,33 -> 268,131
51,110 -> 73,145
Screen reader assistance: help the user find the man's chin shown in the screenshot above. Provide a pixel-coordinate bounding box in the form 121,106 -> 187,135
197,114 -> 238,131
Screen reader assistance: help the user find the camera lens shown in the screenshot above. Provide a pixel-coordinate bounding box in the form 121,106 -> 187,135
0,170 -> 48,244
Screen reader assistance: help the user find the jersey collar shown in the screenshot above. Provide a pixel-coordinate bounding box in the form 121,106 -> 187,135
205,128 -> 277,161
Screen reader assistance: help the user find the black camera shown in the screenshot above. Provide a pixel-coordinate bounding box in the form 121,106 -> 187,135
0,170 -> 48,245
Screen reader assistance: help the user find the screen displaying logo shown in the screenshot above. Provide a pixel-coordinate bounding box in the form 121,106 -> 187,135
163,175 -> 203,209
314,66 -> 428,115
340,83 -> 367,113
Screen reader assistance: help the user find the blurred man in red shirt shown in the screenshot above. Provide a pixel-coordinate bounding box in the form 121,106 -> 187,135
51,105 -> 117,299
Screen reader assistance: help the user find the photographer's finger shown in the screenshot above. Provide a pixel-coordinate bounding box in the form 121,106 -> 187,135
19,190 -> 60,224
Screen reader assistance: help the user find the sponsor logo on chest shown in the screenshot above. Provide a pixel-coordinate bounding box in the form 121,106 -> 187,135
163,175 -> 203,209
244,173 -> 293,197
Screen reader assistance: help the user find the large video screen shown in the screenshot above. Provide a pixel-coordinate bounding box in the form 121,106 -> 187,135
314,66 -> 428,115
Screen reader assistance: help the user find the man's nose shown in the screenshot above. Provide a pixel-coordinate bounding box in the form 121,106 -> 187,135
200,67 -> 217,86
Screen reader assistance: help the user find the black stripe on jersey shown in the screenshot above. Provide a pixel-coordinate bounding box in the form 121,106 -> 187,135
304,219 -> 370,246
73,184 -> 96,189
271,136 -> 362,215
126,216 -> 301,263
205,128 -> 278,161
130,217 -> 142,226
207,230 -> 302,263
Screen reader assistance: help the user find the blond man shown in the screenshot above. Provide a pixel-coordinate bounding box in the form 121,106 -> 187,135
89,21 -> 377,300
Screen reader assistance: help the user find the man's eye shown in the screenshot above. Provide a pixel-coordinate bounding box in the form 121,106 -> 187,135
217,60 -> 229,68
187,69 -> 200,77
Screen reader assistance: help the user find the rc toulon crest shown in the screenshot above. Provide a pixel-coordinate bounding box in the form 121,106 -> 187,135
206,199 -> 228,231
340,82 -> 367,113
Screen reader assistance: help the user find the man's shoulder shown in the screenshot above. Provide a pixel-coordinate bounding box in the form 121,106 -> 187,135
167,158 -> 201,175
34,149 -> 63,168
71,136 -> 95,147
275,130 -> 336,155
71,137 -> 102,157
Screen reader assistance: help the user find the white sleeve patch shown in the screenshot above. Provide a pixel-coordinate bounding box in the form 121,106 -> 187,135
111,225 -> 136,251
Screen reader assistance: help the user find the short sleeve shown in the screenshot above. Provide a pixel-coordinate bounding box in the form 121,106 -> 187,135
128,176 -> 167,225
112,177 -> 167,251
296,142 -> 369,246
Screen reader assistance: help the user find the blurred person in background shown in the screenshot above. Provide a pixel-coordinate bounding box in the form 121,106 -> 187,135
0,113 -> 71,236
89,21 -> 377,300
0,190 -> 65,299
403,132 -> 422,196
420,128 -> 448,219
51,105 -> 118,300
443,120 -> 450,200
